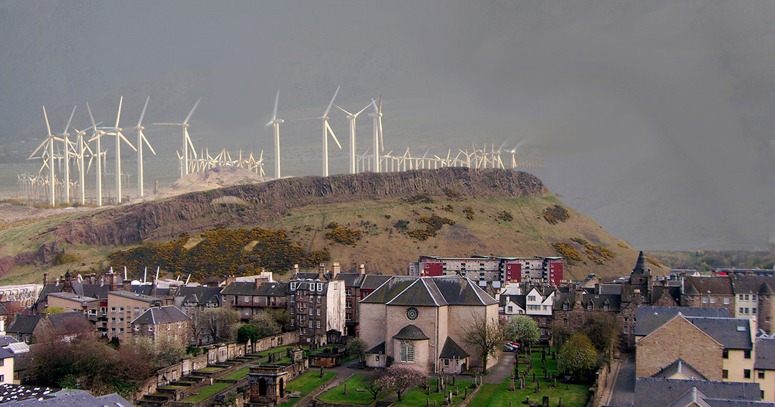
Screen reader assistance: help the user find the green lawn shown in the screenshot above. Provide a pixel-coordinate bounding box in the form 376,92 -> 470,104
277,371 -> 336,407
180,382 -> 231,403
319,374 -> 473,407
470,347 -> 590,407
222,367 -> 250,381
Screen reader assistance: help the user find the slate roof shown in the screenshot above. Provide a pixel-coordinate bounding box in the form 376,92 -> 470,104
295,272 -> 320,280
598,284 -> 622,295
651,285 -> 681,304
730,274 -> 775,295
393,324 -> 429,340
131,285 -> 171,297
0,384 -> 57,404
107,290 -> 162,304
634,378 -> 766,407
221,282 -> 258,296
334,273 -> 365,288
46,292 -> 97,305
581,293 -> 621,312
0,390 -> 135,406
367,342 -> 385,354
131,306 -> 190,325
46,312 -> 92,334
363,276 -> 498,307
651,359 -> 708,381
38,283 -> 110,303
685,276 -> 734,296
176,286 -> 222,307
499,294 -> 527,310
7,315 -> 40,336
635,306 -> 730,337
685,317 -> 752,350
439,337 -> 468,359
255,282 -> 289,297
360,275 -> 392,291
755,338 -> 775,370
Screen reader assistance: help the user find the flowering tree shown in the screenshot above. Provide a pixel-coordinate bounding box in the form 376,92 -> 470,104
557,333 -> 598,382
376,365 -> 425,401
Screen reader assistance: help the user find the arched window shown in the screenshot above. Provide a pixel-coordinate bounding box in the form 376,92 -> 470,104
400,341 -> 415,362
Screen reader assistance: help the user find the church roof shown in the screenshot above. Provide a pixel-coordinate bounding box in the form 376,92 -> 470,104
362,276 -> 497,306
439,337 -> 468,359
393,324 -> 429,340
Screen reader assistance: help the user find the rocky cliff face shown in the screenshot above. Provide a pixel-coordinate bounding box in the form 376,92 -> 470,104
45,168 -> 545,247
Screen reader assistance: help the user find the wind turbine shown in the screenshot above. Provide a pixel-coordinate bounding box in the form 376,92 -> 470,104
87,102 -> 108,207
319,86 -> 342,177
101,97 -> 137,204
155,99 -> 200,178
265,91 -> 284,179
28,107 -> 63,207
335,101 -> 372,174
126,97 -> 155,198
367,97 -> 385,172
69,124 -> 95,205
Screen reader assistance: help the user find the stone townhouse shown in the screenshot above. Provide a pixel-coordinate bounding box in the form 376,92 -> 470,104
131,305 -> 192,346
333,266 -> 391,337
360,276 -> 499,374
173,285 -> 223,345
289,279 -> 345,345
221,281 -> 289,322
635,310 -> 755,384
756,338 -> 775,402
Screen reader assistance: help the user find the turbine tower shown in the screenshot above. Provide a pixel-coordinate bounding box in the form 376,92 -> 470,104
57,106 -> 77,204
155,99 -> 200,178
28,107 -> 63,207
101,97 -> 137,204
335,102 -> 372,174
127,97 -> 155,198
319,86 -> 342,177
265,91 -> 284,179
87,102 -> 108,207
70,124 -> 95,205
367,97 -> 384,172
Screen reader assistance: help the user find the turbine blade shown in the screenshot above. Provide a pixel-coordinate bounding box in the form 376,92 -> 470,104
355,102 -> 371,117
137,96 -> 150,127
141,132 -> 157,155
334,104 -> 352,116
64,105 -> 77,135
28,141 -> 47,160
326,121 -> 342,149
42,106 -> 53,137
115,96 -> 123,128
265,121 -> 273,128
119,132 -> 137,152
184,98 -> 201,124
322,86 -> 340,118
272,90 -> 279,121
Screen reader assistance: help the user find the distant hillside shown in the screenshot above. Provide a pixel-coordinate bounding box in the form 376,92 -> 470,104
0,168 -> 666,283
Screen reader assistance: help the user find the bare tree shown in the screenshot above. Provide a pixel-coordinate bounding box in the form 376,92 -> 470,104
197,308 -> 239,344
376,365 -> 425,401
364,373 -> 386,401
462,311 -> 505,374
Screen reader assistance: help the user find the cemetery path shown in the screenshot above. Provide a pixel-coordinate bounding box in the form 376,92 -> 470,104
483,351 -> 515,384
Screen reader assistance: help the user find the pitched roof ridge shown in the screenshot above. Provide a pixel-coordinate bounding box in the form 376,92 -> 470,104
467,278 -> 487,305
386,278 -> 421,305
420,278 -> 441,306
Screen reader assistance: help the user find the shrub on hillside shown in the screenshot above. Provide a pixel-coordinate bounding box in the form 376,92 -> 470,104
543,204 -> 570,224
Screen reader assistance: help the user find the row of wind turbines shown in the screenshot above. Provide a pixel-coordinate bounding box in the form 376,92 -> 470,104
21,87 -> 541,208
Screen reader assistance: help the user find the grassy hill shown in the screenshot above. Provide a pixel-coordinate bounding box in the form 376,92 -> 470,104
0,168 -> 666,284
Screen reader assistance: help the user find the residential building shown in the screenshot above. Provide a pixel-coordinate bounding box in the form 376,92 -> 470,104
173,285 -> 222,345
756,338 -> 775,402
409,255 -> 563,287
6,315 -> 40,344
106,291 -> 162,342
221,281 -> 288,322
360,276 -> 499,374
333,265 -> 391,337
289,279 -> 345,345
131,305 -> 192,345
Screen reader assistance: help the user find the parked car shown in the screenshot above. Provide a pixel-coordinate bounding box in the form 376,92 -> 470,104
503,343 -> 518,352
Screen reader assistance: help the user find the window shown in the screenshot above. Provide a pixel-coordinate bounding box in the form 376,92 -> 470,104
444,359 -> 449,366
739,307 -> 745,314
528,296 -> 536,302
722,369 -> 728,379
134,307 -> 140,314
119,307 -> 125,312
723,298 -> 730,305
744,350 -> 751,359
400,341 -> 415,362
0,375 -> 4,383
507,306 -> 513,313
744,369 -> 751,379
702,297 -> 708,304
148,326 -> 154,332
709,297 -> 716,304
723,349 -> 729,359
0,359 -> 4,367
759,371 -> 766,379
111,307 -> 116,313
739,294 -> 744,300
317,283 -> 323,292
753,295 -> 757,301
752,308 -> 757,314
316,321 -> 321,329
316,309 -> 321,316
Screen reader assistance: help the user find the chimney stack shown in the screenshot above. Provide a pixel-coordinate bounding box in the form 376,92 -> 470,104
332,262 -> 340,278
293,264 -> 299,277
359,264 -> 365,275
43,273 -> 48,287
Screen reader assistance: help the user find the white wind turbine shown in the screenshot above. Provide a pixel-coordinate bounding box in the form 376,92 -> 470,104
318,86 -> 342,177
154,99 -> 200,178
335,101 -> 372,174
126,97 -> 155,198
367,97 -> 385,172
87,102 -> 109,207
28,107 -> 63,207
101,97 -> 137,204
69,124 -> 96,205
265,91 -> 284,179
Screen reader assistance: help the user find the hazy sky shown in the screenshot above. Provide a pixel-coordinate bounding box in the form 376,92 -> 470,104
1,0 -> 774,250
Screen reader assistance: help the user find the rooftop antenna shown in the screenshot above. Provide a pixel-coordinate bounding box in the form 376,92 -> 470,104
185,274 -> 191,285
